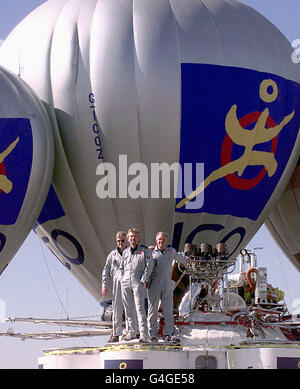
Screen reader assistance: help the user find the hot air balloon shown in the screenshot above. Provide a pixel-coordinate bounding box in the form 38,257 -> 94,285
0,65 -> 54,276
0,0 -> 300,302
265,159 -> 300,272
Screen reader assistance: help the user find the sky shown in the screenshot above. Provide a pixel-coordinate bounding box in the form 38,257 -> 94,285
0,0 -> 300,369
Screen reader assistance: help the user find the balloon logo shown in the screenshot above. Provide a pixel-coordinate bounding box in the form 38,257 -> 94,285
177,78 -> 292,205
177,65 -> 300,222
220,79 -> 285,191
0,120 -> 33,226
0,65 -> 54,275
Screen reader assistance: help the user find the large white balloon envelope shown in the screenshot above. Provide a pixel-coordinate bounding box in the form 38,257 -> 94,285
265,160 -> 300,272
1,0 -> 300,300
0,65 -> 54,276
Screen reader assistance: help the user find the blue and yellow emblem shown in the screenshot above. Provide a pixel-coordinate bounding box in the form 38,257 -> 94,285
0,118 -> 33,225
104,359 -> 143,369
176,64 -> 300,220
277,357 -> 300,369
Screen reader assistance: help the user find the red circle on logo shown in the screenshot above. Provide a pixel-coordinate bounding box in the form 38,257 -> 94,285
0,162 -> 7,195
220,111 -> 278,190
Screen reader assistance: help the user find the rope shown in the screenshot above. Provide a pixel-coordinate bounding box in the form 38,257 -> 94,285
39,240 -> 100,348
86,296 -> 105,322
39,240 -> 69,318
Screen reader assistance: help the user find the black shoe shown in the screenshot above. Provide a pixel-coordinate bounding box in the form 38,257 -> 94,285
107,336 -> 119,343
151,337 -> 158,342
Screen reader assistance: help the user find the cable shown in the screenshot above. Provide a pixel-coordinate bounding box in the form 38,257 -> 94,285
39,241 -> 105,347
87,299 -> 103,322
39,240 -> 69,318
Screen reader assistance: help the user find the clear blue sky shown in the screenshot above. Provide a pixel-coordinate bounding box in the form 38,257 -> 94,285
0,0 -> 300,369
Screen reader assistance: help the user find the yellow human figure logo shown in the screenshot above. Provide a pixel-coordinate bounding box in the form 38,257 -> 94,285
177,80 -> 295,209
0,137 -> 19,194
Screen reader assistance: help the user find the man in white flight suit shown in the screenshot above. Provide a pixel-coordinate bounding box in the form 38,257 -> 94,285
148,232 -> 187,342
102,231 -> 128,343
120,228 -> 154,343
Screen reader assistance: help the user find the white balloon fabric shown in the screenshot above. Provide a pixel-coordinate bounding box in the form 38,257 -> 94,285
0,65 -> 54,276
265,160 -> 300,272
1,0 -> 300,300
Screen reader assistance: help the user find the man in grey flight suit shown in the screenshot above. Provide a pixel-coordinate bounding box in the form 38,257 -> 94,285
120,228 -> 154,343
102,231 -> 127,343
148,232 -> 187,342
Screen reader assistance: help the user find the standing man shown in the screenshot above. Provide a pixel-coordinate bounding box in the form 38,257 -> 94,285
148,232 -> 187,342
102,231 -> 127,343
120,228 -> 154,343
